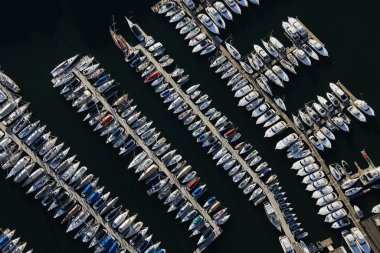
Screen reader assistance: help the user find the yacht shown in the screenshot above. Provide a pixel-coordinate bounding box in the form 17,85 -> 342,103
223,0 -> 242,15
265,69 -> 283,87
301,44 -> 319,61
213,1 -> 233,21
175,17 -> 190,30
275,133 -> 298,150
313,102 -> 327,117
272,65 -> 289,82
254,44 -> 271,63
251,103 -> 270,117
238,91 -> 259,106
351,227 -> 371,253
235,0 -> 248,7
292,114 -> 305,131
51,55 -> 78,77
354,99 -> 375,116
303,171 -> 325,184
210,55 -> 227,68
169,11 -> 185,23
318,201 -> 343,215
317,95 -> 334,112
314,189 -> 336,203
324,208 -> 347,223
158,2 -> 176,14
331,218 -> 351,229
185,27 -> 201,40
205,7 -> 226,29
345,105 -> 365,122
293,49 -> 311,66
197,13 -> 220,34
189,33 -> 207,47
329,164 -> 342,181
342,230 -> 361,253
345,187 -> 362,197
288,17 -> 307,37
306,178 -> 328,191
315,131 -> 332,149
262,39 -> 279,58
332,116 -> 349,132
330,82 -> 349,103
264,201 -> 282,232
308,39 -> 329,57
326,92 -> 340,107
291,156 -> 315,170
279,236 -> 295,253
282,22 -> 300,42
256,109 -> 275,124
225,42 -> 241,60
269,36 -> 286,54
180,21 -> 196,35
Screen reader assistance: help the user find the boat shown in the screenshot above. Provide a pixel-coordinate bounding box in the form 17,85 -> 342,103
205,6 -> 226,29
351,227 -> 371,253
345,187 -> 362,197
180,21 -> 196,35
185,27 -> 201,40
175,17 -> 191,30
314,131 -> 331,149
293,49 -> 311,66
347,105 -> 366,122
332,116 -> 349,132
275,133 -> 298,150
213,1 -> 233,21
169,10 -> 185,23
272,65 -> 289,82
223,0 -> 241,15
225,42 -> 241,60
264,201 -> 281,232
264,121 -> 287,138
324,208 -> 347,223
354,99 -> 375,116
256,76 -> 272,96
265,69 -> 283,87
51,55 -> 78,77
282,21 -> 300,42
280,59 -> 297,74
331,218 -> 351,229
197,13 -> 220,34
158,2 -> 176,14
318,201 -> 343,215
312,186 -> 334,200
308,38 -> 328,57
301,44 -> 319,61
342,230 -> 361,253
279,235 -> 295,253
254,44 -> 271,63
306,178 -> 328,191
197,227 -> 214,245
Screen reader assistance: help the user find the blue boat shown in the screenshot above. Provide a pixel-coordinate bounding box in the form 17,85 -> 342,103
86,187 -> 104,204
81,179 -> 98,197
94,74 -> 111,87
203,196 -> 216,209
95,235 -> 114,253
192,184 -> 207,198
107,241 -> 120,253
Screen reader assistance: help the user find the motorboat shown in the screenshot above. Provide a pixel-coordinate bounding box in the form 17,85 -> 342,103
354,99 -> 375,116
292,114 -> 304,131
293,49 -> 311,66
345,187 -> 362,197
256,76 -> 272,96
306,178 -> 328,191
318,201 -> 343,215
235,0 -> 248,7
303,171 -> 325,184
308,39 -> 329,57
272,65 -> 289,82
205,7 -> 226,29
313,102 -> 327,117
275,133 -> 298,150
256,109 -> 275,124
197,13 -> 220,34
347,106 -> 366,122
158,2 -> 176,14
223,0 -> 241,15
251,103 -> 270,117
175,17 -> 191,30
314,130 -> 331,149
330,82 -> 349,103
254,44 -> 271,63
269,36 -> 286,54
213,1 -> 233,21
225,42 -> 241,60
314,189 -> 336,203
326,92 -> 340,107
329,164 -> 342,181
331,218 -> 351,229
280,59 -> 297,74
332,116 -> 349,132
169,10 -> 185,23
201,43 -> 216,55
299,110 -> 313,127
325,208 -> 347,223
282,21 -> 300,42
279,235 -> 295,253
51,55 -> 78,77
317,95 -> 334,112
264,201 -> 281,232
189,33 -> 207,47
288,17 -> 307,37
238,91 -> 259,107
185,27 -> 201,40
301,44 -> 319,61
221,67 -> 238,79
342,230 -> 361,253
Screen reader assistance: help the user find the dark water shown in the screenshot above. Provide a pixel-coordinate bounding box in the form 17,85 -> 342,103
1,0 -> 380,252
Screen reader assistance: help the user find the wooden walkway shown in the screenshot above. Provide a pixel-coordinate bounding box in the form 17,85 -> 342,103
0,86 -> 138,253
71,69 -> 222,252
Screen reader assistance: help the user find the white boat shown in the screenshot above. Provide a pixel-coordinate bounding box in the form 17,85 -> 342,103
293,49 -> 311,66
238,91 -> 259,106
205,7 -> 226,29
274,97 -> 287,111
251,103 -> 270,117
256,76 -> 272,96
282,21 -> 300,42
309,135 -> 324,151
303,171 -> 325,184
176,17 -> 191,29
299,110 -> 313,127
192,39 -> 211,53
372,204 -> 380,214
262,39 -> 279,58
341,178 -> 359,190
354,99 -> 375,116
256,109 -> 275,124
272,65 -> 289,82
330,82 -> 349,103
324,208 -> 347,223
350,227 -> 371,253
265,69 -> 283,87
235,85 -> 252,98
213,1 -> 233,21
342,230 -> 361,253
264,121 -> 287,138
301,44 -> 319,61
51,54 -> 79,77
201,43 -> 216,55
279,235 -> 295,253
332,117 -> 349,132
316,191 -> 337,205
288,17 -> 307,37
318,201 -> 343,215
189,33 -> 206,47
306,178 -> 328,191
158,2 -> 176,14
185,27 -> 201,40
197,13 -> 220,34
0,71 -> 20,92
169,10 -> 185,23
329,164 -> 342,181
210,55 -> 227,68
315,131 -> 332,149
223,0 -> 241,15
308,39 -> 329,57
313,102 -> 327,117
317,95 -> 334,112
240,61 -> 254,74
225,42 -> 241,60
345,187 -> 362,197
254,44 -> 271,63
269,36 -> 286,54
235,0 -> 248,7
326,92 -> 340,107
275,133 -> 298,150
291,156 -> 315,170
347,105 -> 366,122
292,114 -> 305,131
180,21 -> 196,35
221,67 -> 237,79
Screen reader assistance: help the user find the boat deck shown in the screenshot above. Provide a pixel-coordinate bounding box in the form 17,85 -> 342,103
71,69 -> 223,253
0,86 -> 139,253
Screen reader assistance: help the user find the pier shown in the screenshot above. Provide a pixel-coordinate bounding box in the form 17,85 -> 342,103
0,87 -> 138,253
150,1 -> 377,249
71,69 -> 222,252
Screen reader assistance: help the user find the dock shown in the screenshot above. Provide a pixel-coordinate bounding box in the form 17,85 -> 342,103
361,214 -> 380,253
71,69 -> 222,252
0,86 -> 138,253
149,1 -> 378,249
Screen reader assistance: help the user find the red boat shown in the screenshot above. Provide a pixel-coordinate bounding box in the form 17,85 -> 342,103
223,127 -> 238,139
144,70 -> 160,83
100,114 -> 114,126
186,177 -> 200,191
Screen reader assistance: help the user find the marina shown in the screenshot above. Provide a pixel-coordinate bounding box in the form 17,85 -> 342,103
51,61 -> 225,252
0,84 -> 164,253
1,0 -> 380,252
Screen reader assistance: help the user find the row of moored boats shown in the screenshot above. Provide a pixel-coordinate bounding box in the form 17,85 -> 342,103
0,228 -> 32,253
